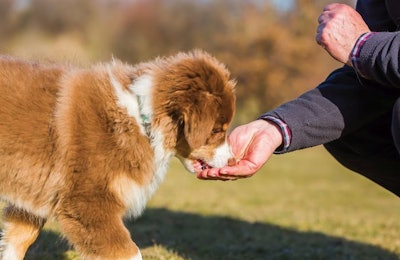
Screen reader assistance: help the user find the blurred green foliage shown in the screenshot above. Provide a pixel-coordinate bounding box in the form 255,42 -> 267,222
0,0 -> 349,124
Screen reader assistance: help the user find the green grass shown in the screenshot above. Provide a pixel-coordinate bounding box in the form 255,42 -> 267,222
4,146 -> 400,259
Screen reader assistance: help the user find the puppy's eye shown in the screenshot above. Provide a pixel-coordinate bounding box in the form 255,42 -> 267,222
212,128 -> 222,134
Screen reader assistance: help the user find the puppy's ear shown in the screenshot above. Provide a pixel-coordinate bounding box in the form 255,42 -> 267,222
183,101 -> 216,149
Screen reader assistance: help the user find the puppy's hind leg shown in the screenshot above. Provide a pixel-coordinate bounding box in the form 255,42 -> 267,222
1,205 -> 46,260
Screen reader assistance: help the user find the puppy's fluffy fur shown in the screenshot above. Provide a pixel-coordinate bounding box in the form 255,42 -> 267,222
0,50 -> 235,259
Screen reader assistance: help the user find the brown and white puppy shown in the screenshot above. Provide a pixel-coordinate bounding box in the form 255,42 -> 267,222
0,50 -> 236,260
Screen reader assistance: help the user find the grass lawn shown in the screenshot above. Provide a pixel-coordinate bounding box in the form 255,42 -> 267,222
5,146 -> 400,259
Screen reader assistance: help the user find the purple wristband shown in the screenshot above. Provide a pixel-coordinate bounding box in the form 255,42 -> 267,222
351,32 -> 377,78
257,115 -> 291,153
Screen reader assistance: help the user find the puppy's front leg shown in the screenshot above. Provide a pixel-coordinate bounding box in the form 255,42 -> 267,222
1,205 -> 46,260
58,202 -> 141,260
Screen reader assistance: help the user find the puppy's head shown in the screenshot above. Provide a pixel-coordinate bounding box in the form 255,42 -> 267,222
153,50 -> 236,173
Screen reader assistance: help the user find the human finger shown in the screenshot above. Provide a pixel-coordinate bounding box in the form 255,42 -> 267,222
218,160 -> 258,177
197,167 -> 219,178
317,13 -> 325,24
196,168 -> 240,181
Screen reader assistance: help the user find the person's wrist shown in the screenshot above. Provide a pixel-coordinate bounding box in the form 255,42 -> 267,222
255,119 -> 283,151
347,31 -> 370,66
256,114 -> 291,153
349,31 -> 375,73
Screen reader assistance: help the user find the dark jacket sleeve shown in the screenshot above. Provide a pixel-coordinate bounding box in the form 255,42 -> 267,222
355,0 -> 400,87
355,32 -> 400,87
263,66 -> 400,152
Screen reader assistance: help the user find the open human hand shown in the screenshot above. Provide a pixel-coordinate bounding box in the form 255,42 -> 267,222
197,119 -> 282,181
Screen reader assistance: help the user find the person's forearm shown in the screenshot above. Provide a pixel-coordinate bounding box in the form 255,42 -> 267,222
261,67 -> 399,153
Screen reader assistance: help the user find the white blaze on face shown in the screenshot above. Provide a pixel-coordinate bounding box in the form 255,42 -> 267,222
180,140 -> 233,173
179,156 -> 197,173
206,141 -> 233,168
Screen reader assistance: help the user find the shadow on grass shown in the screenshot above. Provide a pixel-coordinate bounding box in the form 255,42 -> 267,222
129,207 -> 398,259
25,207 -> 398,259
25,230 -> 71,260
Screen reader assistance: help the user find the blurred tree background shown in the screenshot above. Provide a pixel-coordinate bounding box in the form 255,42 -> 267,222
0,0 -> 352,125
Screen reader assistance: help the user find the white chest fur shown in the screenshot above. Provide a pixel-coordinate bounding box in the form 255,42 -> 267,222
109,69 -> 173,217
